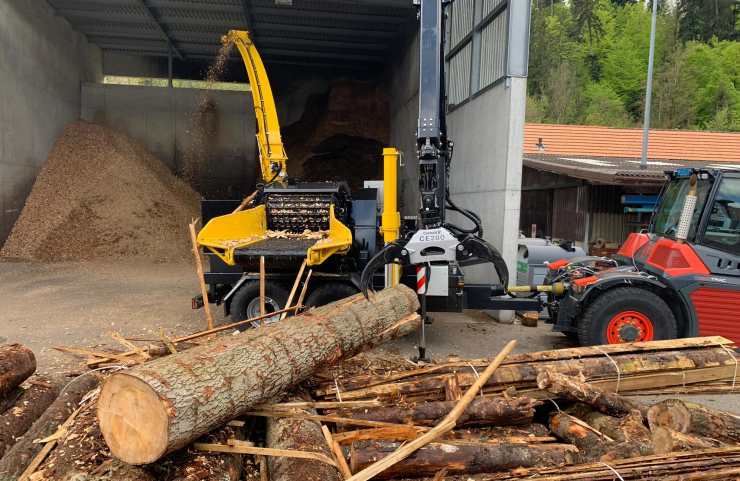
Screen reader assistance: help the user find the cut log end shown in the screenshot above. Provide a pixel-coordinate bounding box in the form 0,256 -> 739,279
97,373 -> 170,464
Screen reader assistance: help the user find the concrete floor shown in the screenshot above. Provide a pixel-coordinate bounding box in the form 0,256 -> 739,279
2,259 -> 740,413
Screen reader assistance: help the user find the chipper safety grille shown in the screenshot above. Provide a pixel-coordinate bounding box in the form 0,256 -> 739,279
265,193 -> 334,233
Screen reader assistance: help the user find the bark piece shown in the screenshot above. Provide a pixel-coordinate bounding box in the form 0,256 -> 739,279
0,380 -> 61,459
0,344 -> 36,398
349,440 -> 579,479
98,285 -> 421,465
443,375 -> 461,401
165,426 -> 244,481
651,426 -> 724,454
537,370 -> 650,418
0,374 -> 100,481
335,397 -> 539,429
266,393 -> 342,481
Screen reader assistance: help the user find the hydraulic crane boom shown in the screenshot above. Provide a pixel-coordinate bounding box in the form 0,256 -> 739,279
224,30 -> 288,182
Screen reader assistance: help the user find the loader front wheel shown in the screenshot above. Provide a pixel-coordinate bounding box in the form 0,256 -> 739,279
231,281 -> 290,331
578,286 -> 676,346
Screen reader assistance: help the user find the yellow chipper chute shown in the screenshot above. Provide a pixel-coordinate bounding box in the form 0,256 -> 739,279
196,30 -> 352,267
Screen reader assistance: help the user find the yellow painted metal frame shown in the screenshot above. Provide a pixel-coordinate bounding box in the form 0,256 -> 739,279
380,147 -> 402,286
197,205 -> 351,267
224,30 -> 288,182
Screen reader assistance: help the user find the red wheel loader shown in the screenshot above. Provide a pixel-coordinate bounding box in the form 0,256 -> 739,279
547,168 -> 740,346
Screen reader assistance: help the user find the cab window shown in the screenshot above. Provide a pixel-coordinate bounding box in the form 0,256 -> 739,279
703,177 -> 740,255
653,177 -> 711,241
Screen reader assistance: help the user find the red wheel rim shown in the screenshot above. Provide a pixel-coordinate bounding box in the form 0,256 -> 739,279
606,311 -> 654,344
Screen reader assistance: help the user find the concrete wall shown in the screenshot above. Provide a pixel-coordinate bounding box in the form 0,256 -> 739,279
389,26 -> 527,323
0,0 -> 102,248
81,83 -> 257,197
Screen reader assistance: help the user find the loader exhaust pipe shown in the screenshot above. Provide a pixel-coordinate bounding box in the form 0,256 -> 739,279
676,174 -> 698,244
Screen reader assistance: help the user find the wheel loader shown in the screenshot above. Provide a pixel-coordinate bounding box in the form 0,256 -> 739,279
544,168 -> 740,346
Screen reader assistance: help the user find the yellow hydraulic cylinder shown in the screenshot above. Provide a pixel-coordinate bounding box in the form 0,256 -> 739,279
380,148 -> 402,243
507,283 -> 565,295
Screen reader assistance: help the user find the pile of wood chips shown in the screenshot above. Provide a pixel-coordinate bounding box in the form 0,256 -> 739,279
0,120 -> 200,262
5,336 -> 740,481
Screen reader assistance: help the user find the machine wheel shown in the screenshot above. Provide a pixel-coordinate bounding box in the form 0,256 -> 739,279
305,283 -> 360,309
578,286 -> 677,346
230,281 -> 290,331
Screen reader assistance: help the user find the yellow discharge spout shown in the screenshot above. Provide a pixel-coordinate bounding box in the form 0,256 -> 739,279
223,30 -> 287,182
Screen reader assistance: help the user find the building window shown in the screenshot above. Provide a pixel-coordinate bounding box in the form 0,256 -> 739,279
450,0 -> 475,48
448,43 -> 472,106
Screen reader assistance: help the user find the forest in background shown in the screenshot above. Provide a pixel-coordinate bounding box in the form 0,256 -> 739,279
527,0 -> 740,131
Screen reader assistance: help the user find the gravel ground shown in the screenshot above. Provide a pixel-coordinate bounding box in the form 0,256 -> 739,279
2,258 -> 739,413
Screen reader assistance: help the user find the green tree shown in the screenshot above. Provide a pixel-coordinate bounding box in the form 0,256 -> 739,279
582,82 -> 632,126
679,0 -> 740,42
542,61 -> 583,124
653,46 -> 697,128
602,36 -> 646,116
571,0 -> 607,78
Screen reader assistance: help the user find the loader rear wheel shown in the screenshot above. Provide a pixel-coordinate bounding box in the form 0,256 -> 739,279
231,280 -> 289,331
578,286 -> 676,346
305,283 -> 360,309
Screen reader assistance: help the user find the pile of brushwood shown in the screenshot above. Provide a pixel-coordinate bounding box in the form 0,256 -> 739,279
4,289 -> 740,480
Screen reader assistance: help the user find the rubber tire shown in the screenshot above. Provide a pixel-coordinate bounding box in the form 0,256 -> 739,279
305,283 -> 360,309
578,286 -> 677,346
230,280 -> 290,331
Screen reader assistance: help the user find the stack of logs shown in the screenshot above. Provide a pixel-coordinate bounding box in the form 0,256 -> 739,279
4,288 -> 740,481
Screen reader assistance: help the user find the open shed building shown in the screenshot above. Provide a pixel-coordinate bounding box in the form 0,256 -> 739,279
1,0 -> 531,319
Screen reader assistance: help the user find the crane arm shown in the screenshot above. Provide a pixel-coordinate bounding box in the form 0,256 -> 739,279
224,30 -> 287,182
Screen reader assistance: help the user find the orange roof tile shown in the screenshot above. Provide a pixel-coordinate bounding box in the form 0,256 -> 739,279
523,124 -> 740,163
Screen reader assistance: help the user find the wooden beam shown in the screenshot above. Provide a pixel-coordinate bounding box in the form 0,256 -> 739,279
195,443 -> 337,467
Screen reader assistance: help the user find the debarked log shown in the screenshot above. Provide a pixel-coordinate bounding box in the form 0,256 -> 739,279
98,285 -> 421,464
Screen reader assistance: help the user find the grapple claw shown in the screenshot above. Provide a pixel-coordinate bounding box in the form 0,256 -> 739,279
458,236 -> 509,287
360,240 -> 410,298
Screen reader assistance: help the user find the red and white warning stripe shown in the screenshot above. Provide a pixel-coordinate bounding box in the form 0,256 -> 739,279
417,266 -> 427,295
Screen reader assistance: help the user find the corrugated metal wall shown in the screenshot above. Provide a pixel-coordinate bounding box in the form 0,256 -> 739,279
479,12 -> 506,89
448,43 -> 472,105
483,0 -> 506,17
552,186 -> 587,241
520,189 -> 553,238
450,0 -> 474,47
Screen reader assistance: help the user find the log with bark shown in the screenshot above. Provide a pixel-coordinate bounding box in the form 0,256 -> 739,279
569,405 -> 653,456
548,412 -> 641,463
348,440 -> 579,479
334,397 -> 540,429
0,388 -> 23,416
0,374 -> 100,481
651,426 -> 724,455
266,393 -> 342,481
0,344 -> 36,399
0,379 -> 61,459
98,285 -> 421,465
648,399 -> 740,444
537,370 -> 650,418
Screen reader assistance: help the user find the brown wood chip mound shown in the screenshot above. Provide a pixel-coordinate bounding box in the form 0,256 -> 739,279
1,120 -> 201,261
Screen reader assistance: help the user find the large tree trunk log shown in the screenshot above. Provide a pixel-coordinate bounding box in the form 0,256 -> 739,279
0,344 -> 36,399
570,405 -> 653,456
537,370 -> 650,418
349,440 -> 579,479
334,397 -> 540,429
266,393 -> 342,481
98,285 -> 421,465
651,426 -> 724,454
647,399 -> 740,443
0,375 -> 100,481
0,379 -> 61,459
